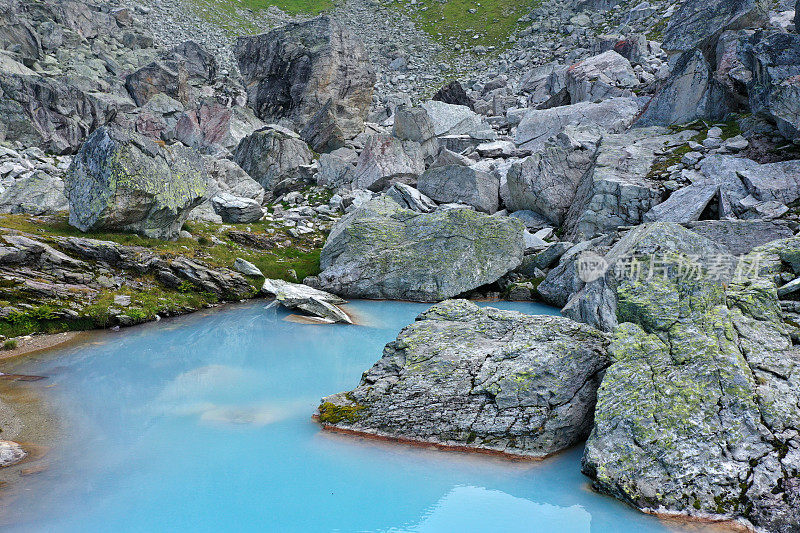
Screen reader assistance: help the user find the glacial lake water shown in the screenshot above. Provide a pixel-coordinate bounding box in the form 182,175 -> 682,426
5,300 -> 709,532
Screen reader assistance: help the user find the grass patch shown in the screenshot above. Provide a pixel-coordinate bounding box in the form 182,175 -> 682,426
2,339 -> 17,350
189,0 -> 335,35
396,0 -> 539,50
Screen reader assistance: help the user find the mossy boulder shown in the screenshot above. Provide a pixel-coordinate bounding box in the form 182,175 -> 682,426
309,197 -> 525,301
582,235 -> 800,532
317,299 -> 610,457
65,126 -> 208,240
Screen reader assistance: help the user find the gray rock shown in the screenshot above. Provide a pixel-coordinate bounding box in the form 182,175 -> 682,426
205,157 -> 264,203
636,50 -> 726,126
233,126 -> 313,192
316,153 -> 355,189
643,183 -> 719,223
421,100 -> 492,138
65,126 -> 207,240
563,129 -> 671,241
311,197 -> 524,301
175,103 -> 265,155
261,278 -> 351,324
509,210 -> 553,230
506,126 -> 602,225
582,234 -> 800,533
518,241 -> 573,275
0,440 -> 26,467
385,183 -> 437,213
0,173 -> 68,215
663,0 -> 767,54
317,299 -> 609,458
211,193 -> 263,223
417,165 -> 499,213
742,31 -> 800,141
513,97 -> 640,151
392,105 -> 439,162
565,51 -> 638,103
234,16 -> 375,141
684,220 -> 794,255
351,134 -> 424,192
233,258 -> 262,277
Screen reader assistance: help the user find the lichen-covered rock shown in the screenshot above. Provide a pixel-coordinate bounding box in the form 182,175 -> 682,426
234,16 -> 375,141
232,125 -> 313,192
65,126 -> 207,240
310,197 -> 524,301
317,299 -> 610,457
582,234 -> 800,533
506,126 -> 601,224
417,165 -> 499,213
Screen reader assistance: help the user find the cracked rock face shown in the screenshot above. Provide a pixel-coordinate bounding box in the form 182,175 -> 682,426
582,236 -> 800,533
309,197 -> 524,301
65,125 -> 207,240
317,299 -> 610,457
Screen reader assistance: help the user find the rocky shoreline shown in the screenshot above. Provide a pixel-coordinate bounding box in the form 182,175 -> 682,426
2,0 -> 800,529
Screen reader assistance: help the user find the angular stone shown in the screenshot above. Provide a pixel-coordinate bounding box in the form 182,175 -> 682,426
0,173 -> 68,215
311,197 -> 524,301
233,258 -> 262,277
261,278 -> 351,324
643,183 -> 719,223
663,0 -> 767,54
211,193 -> 263,223
317,299 -> 609,457
565,51 -> 638,104
421,100 -> 492,138
234,16 -> 375,140
417,165 -> 499,213
233,126 -> 314,192
351,134 -> 424,192
385,183 -> 437,213
65,126 -> 207,240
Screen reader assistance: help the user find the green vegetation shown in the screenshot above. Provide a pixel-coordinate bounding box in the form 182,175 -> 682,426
397,0 -> 539,50
0,212 -> 327,337
189,0 -> 335,35
317,396 -> 367,424
2,339 -> 17,350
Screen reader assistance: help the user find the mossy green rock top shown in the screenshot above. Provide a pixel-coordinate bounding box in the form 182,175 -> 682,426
310,197 -> 525,301
65,126 -> 208,240
318,299 -> 610,457
582,236 -> 800,532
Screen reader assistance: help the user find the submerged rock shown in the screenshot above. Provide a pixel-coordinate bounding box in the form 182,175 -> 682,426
0,440 -> 26,467
309,197 -> 524,301
317,300 -> 610,457
261,278 -> 351,324
65,126 -> 207,240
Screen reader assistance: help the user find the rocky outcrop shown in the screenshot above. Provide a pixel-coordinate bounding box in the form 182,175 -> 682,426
351,134 -> 424,192
0,173 -> 67,215
582,234 -> 800,533
741,31 -> 800,141
65,126 -> 207,240
563,129 -> 672,241
506,126 -> 601,224
234,16 -> 375,142
662,0 -> 767,54
211,193 -> 263,224
317,299 -> 610,457
416,165 -> 499,213
308,197 -> 524,301
564,51 -> 637,103
513,97 -> 640,151
261,278 -> 351,324
232,125 -> 313,193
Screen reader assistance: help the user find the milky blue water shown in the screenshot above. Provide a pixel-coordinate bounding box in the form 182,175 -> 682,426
6,300 -> 700,533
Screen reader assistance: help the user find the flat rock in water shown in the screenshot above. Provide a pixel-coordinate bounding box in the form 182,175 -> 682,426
0,440 -> 26,467
261,278 -> 351,324
318,300 -> 610,458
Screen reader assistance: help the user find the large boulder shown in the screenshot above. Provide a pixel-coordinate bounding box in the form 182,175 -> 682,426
421,100 -> 492,138
513,97 -> 640,151
636,50 -> 728,126
562,128 -> 672,241
210,193 -> 263,224
662,0 -> 767,55
0,72 -> 129,154
432,80 -> 475,109
582,235 -> 800,533
392,105 -> 439,163
506,126 -> 602,224
565,51 -> 638,104
351,134 -> 424,192
309,197 -> 524,301
317,299 -> 610,457
65,126 -> 207,240
0,173 -> 68,215
741,31 -> 800,141
416,165 -> 499,213
125,40 -> 217,107
234,16 -> 375,141
232,125 -> 313,192
174,102 -> 265,154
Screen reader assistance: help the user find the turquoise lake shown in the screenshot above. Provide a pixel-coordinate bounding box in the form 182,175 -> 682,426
6,300 -> 709,532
